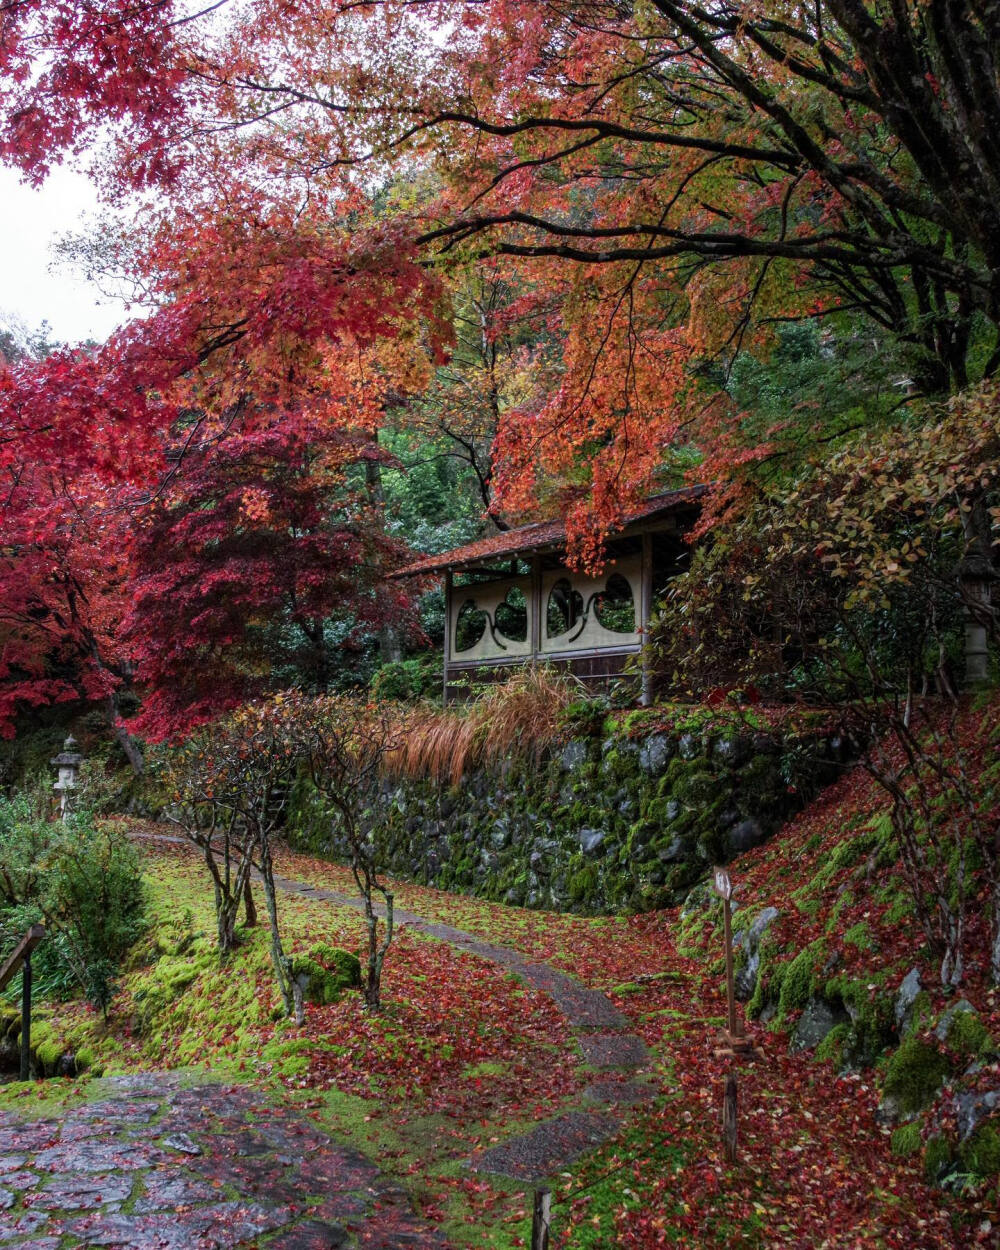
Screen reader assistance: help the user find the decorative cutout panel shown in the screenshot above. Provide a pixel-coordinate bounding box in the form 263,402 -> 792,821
540,556 -> 641,654
449,576 -> 533,662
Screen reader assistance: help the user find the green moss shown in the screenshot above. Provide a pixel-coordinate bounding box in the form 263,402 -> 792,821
843,922 -> 877,953
34,1037 -> 65,1074
461,1060 -> 507,1079
825,889 -> 855,933
941,1008 -> 991,1060
890,1122 -> 923,1158
960,1124 -> 1000,1179
923,1135 -> 952,1184
670,767 -> 716,807
310,945 -> 362,988
569,865 -> 599,903
777,940 -> 825,1019
882,1037 -> 951,1115
289,956 -> 345,1006
815,1023 -> 850,1065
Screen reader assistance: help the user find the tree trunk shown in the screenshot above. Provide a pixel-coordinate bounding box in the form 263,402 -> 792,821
243,877 -> 257,928
364,450 -> 404,664
257,836 -> 293,1015
106,691 -> 144,776
362,885 -> 394,1012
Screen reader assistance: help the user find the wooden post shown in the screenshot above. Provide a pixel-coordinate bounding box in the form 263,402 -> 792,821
722,1073 -> 738,1164
20,951 -> 31,1081
443,568 -> 453,707
722,891 -> 738,1038
640,531 -> 653,705
712,869 -> 756,1058
531,1186 -> 551,1250
530,556 -> 542,663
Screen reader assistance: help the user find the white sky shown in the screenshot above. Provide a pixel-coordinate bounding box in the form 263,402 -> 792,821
0,164 -> 129,347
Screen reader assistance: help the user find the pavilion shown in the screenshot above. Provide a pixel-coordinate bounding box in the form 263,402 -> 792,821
393,486 -> 706,704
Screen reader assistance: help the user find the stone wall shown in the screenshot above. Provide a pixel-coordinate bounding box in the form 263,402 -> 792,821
287,721 -> 850,914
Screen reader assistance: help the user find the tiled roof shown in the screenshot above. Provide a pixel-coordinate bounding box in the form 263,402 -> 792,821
392,485 -> 707,577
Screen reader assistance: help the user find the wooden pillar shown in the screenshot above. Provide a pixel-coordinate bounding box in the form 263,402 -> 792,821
20,951 -> 31,1081
530,556 -> 542,665
640,531 -> 653,706
443,568 -> 452,707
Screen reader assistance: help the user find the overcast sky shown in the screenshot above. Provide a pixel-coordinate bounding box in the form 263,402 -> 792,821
0,165 -> 130,347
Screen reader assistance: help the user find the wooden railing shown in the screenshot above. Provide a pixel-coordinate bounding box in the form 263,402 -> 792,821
0,924 -> 45,1080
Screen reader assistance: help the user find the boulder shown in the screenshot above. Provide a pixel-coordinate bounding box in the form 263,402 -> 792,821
934,999 -> 979,1044
954,1085 -> 1000,1142
579,828 -> 607,856
677,733 -> 701,760
560,740 -> 589,772
713,736 -> 749,766
490,822 -> 510,850
639,734 -> 673,776
529,850 -> 551,876
894,967 -> 923,1033
726,818 -> 765,855
734,906 -> 779,1001
793,998 -> 850,1051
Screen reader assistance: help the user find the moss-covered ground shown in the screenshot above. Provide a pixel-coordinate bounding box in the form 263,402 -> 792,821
2,815 -> 989,1248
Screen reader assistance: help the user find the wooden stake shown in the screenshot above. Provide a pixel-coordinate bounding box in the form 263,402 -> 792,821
20,952 -> 31,1082
722,1073 -> 738,1164
531,1186 -> 551,1250
722,893 -> 738,1038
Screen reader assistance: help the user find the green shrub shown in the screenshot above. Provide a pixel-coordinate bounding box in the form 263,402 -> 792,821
370,655 -> 441,703
0,799 -> 147,1013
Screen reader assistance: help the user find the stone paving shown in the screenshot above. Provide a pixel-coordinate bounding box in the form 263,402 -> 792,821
0,1073 -> 447,1249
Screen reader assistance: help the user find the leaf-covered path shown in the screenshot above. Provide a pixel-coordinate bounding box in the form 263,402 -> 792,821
125,833 -> 658,1183
272,869 -> 657,1181
0,1072 -> 446,1249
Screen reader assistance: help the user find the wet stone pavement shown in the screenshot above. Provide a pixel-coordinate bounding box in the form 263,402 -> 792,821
0,1073 -> 447,1249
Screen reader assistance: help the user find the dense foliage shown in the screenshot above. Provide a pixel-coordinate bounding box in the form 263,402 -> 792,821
0,796 -> 146,1011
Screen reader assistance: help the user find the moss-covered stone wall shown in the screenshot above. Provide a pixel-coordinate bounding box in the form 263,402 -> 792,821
288,723 -> 848,914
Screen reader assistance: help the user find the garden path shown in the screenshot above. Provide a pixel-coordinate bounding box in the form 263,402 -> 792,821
1,835 -> 658,1248
272,870 -> 657,1181
132,833 -> 658,1179
0,1071 -> 446,1248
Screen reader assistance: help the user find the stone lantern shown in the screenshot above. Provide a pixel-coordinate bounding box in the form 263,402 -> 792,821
51,736 -> 83,821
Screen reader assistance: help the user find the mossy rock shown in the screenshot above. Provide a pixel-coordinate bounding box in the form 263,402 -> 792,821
823,974 -> 896,1068
959,1123 -> 1000,1180
291,946 -> 361,1004
569,865 -> 599,903
938,1006 -> 992,1061
882,1037 -> 951,1117
890,1122 -> 923,1158
289,957 -> 342,1006
815,1022 -> 850,1065
310,945 -> 362,989
0,1006 -> 20,1042
923,1134 -> 953,1185
34,1038 -> 67,1077
777,940 -> 825,1019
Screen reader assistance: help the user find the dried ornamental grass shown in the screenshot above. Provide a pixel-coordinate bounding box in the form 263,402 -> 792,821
385,666 -> 576,784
